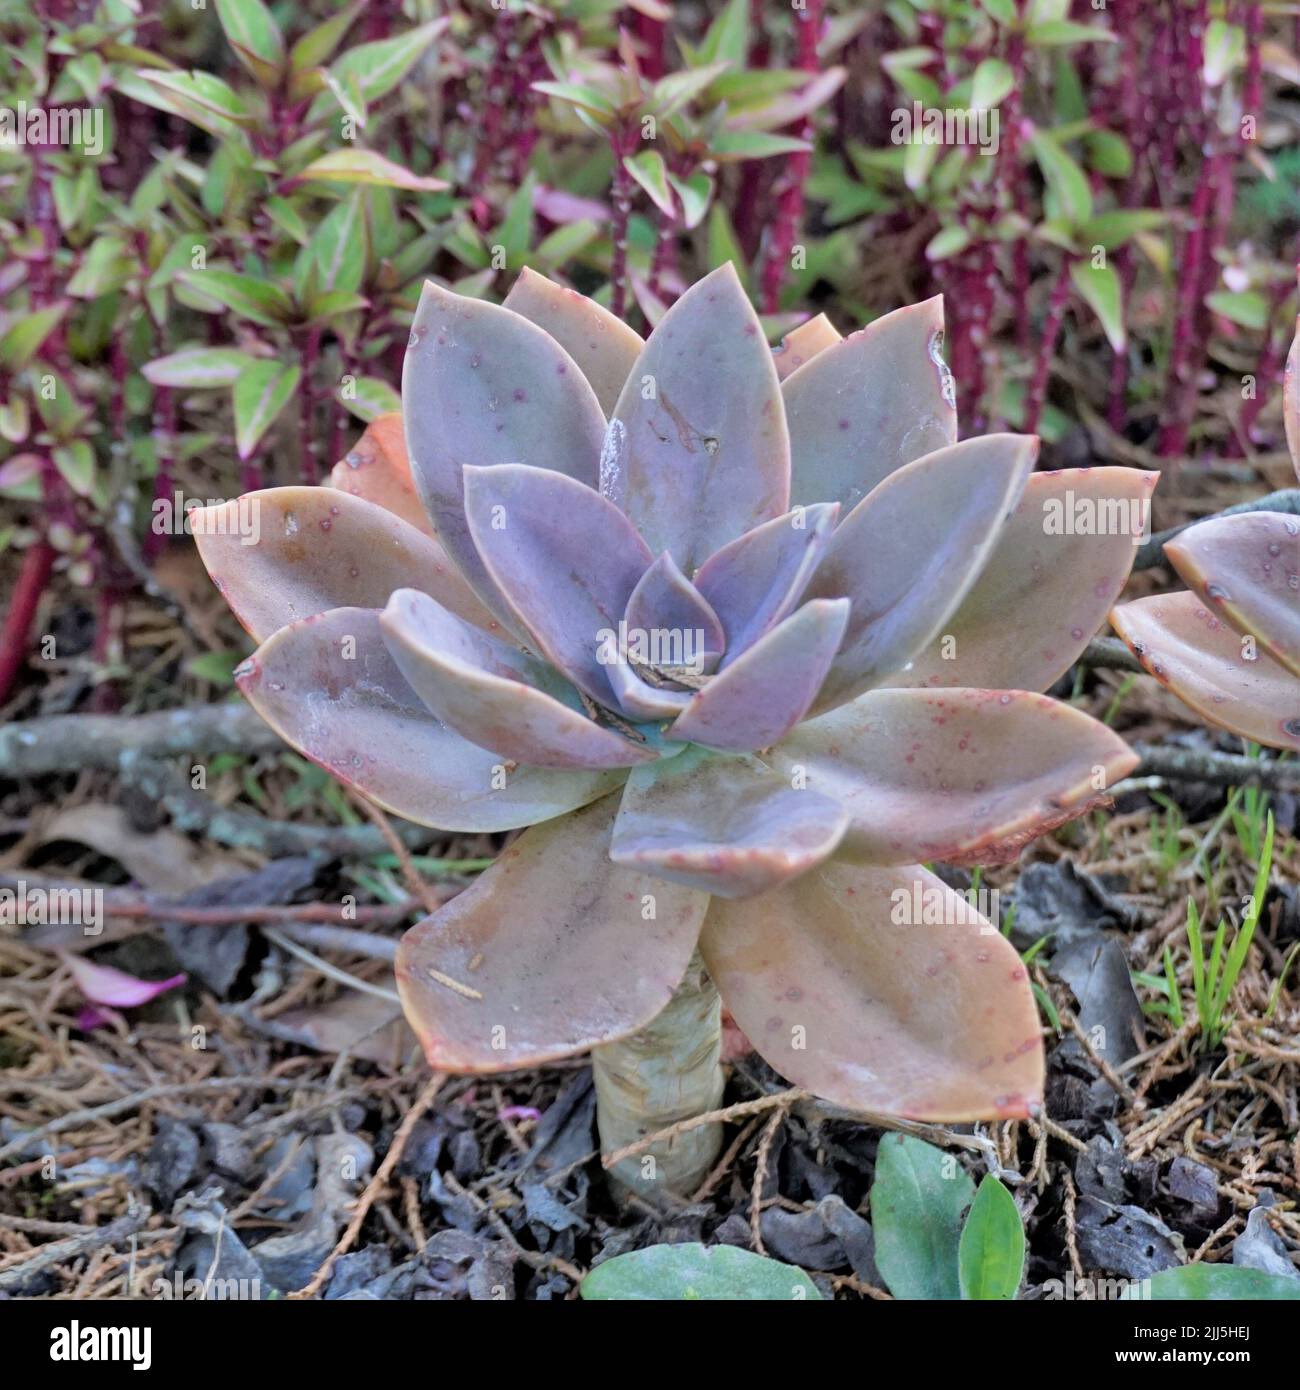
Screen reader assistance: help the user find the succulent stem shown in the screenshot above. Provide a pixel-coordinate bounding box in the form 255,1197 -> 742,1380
592,951 -> 724,1202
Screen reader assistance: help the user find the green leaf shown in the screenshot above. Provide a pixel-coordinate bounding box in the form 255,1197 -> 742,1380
0,303 -> 69,369
0,396 -> 30,444
290,1 -> 365,72
580,1244 -> 822,1301
1071,260 -> 1126,352
337,375 -> 401,423
327,19 -> 447,107
1203,19 -> 1245,86
53,440 -> 95,497
53,167 -> 96,233
319,68 -> 366,127
1085,129 -> 1132,178
706,203 -> 749,285
133,69 -> 255,131
926,224 -> 972,261
903,137 -> 940,191
624,150 -> 675,218
651,62 -> 731,121
143,347 -> 255,388
1134,1266 -> 1300,1301
1078,209 -> 1166,249
292,148 -> 448,192
709,130 -> 811,162
1030,130 -> 1093,225
177,269 -> 294,327
870,1134 -> 974,1300
971,58 -> 1015,109
958,1177 -> 1025,1300
300,190 -> 368,296
304,289 -> 368,320
67,235 -> 133,298
534,219 -> 600,264
697,0 -> 749,65
265,195 -> 311,245
185,651 -> 241,686
981,0 -> 1017,21
232,360 -> 301,459
216,0 -> 284,86
1207,289 -> 1269,330
1027,21 -> 1117,46
668,170 -> 713,229
0,453 -> 42,498
531,80 -> 617,119
495,175 -> 536,263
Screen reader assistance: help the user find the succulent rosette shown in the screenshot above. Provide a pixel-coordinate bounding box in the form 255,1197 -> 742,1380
1111,325 -> 1300,754
194,264 -> 1152,1123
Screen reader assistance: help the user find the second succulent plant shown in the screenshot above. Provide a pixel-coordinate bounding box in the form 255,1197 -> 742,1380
1112,325 -> 1300,754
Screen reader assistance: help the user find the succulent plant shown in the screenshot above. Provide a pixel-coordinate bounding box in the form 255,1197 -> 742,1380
1110,327 -> 1300,754
193,264 -> 1150,1196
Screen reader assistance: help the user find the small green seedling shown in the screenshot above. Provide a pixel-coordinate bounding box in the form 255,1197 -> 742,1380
871,1133 -> 1025,1300
1184,812 -> 1274,1050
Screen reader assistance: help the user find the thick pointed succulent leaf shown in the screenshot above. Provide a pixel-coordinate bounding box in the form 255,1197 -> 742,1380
1111,592 -> 1300,752
669,599 -> 850,752
623,552 -> 726,674
783,296 -> 957,513
395,794 -> 709,1071
1164,512 -> 1300,678
191,486 -> 500,642
700,861 -> 1044,1121
606,263 -> 790,573
328,412 -> 432,536
403,280 -> 607,621
237,608 -> 623,828
766,688 -> 1137,866
611,745 -> 848,897
1285,319 -> 1300,483
892,468 -> 1158,691
464,463 -> 654,706
605,657 -> 693,720
804,435 -> 1037,714
693,503 -> 839,665
773,313 -> 841,382
380,588 -> 656,769
502,266 -> 643,416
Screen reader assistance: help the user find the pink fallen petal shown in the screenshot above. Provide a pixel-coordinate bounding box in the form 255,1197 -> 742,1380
75,1005 -> 115,1031
59,950 -> 186,1009
498,1105 -> 542,1124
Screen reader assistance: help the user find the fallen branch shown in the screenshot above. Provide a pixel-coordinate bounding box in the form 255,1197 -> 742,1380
1134,487 -> 1300,571
0,1077 -> 347,1165
0,1205 -> 148,1292
1076,636 -> 1144,673
0,702 -> 282,775
116,754 -> 435,858
1131,743 -> 1300,794
4,871 -> 421,931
